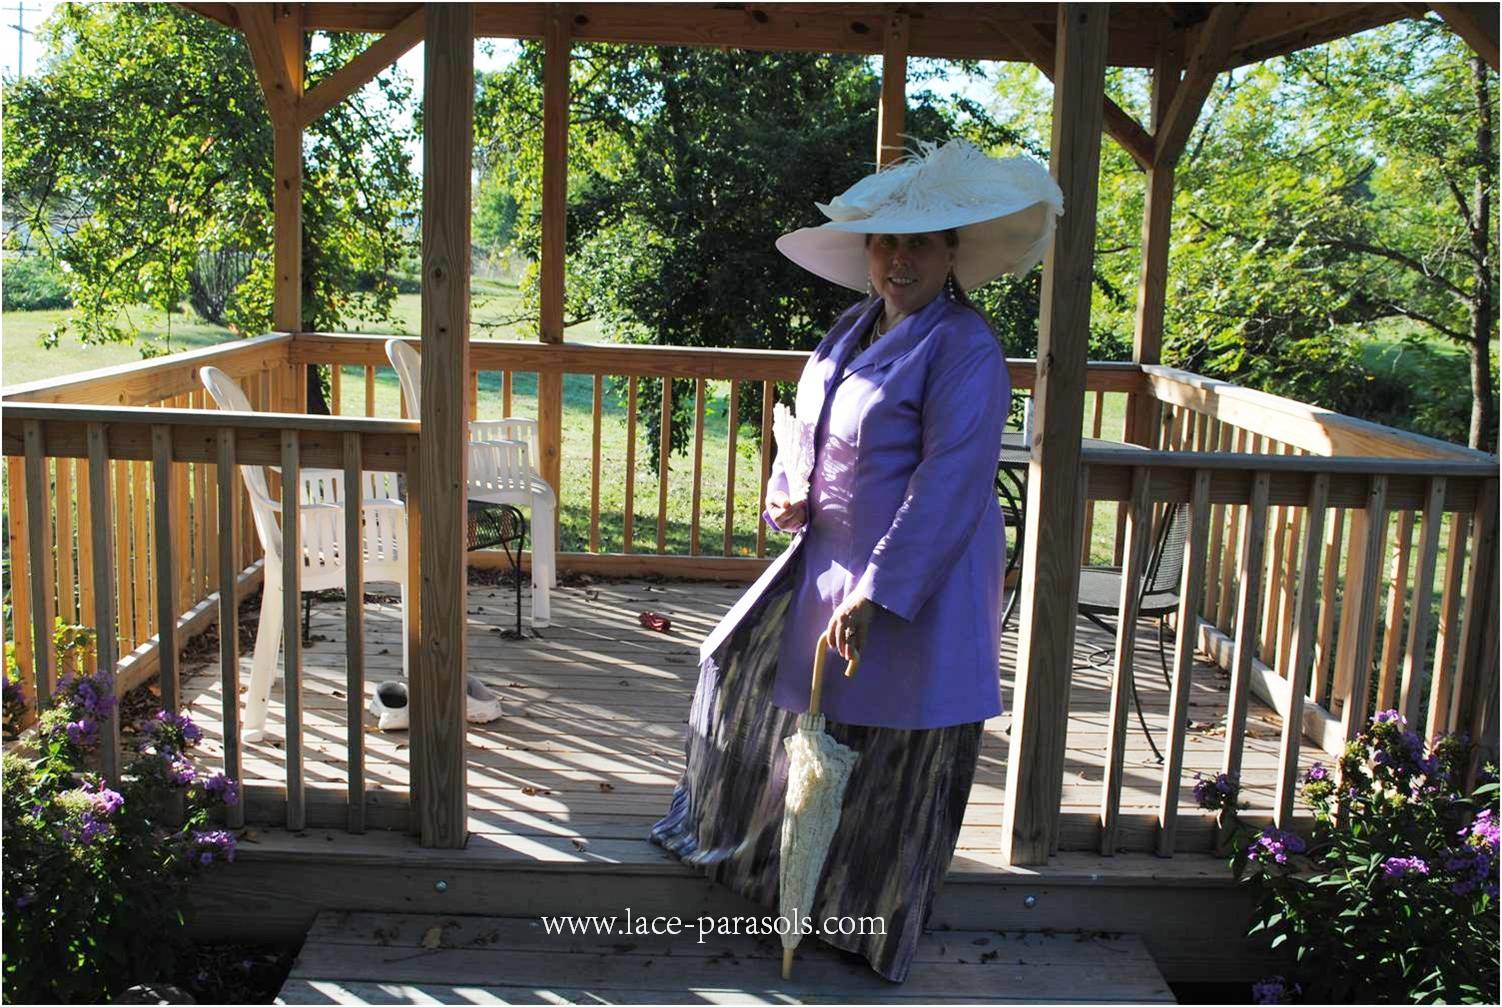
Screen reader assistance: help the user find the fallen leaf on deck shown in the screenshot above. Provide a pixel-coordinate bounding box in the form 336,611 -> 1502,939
420,926 -> 444,949
598,782 -> 615,792
521,786 -> 552,796
571,837 -> 588,851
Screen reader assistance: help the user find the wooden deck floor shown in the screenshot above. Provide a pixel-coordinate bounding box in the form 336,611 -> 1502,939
180,573 -> 1319,859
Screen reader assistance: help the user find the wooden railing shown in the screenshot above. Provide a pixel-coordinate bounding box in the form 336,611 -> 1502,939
3,334 -> 1495,857
1,399 -> 420,835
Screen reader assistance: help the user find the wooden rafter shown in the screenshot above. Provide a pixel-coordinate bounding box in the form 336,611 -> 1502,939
877,13 -> 908,168
239,3 -> 299,121
995,17 -> 1155,172
1430,2 -> 1500,70
1154,3 -> 1248,170
300,7 -> 426,127
178,2 -> 237,28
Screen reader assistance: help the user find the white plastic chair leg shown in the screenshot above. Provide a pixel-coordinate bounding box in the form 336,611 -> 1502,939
398,581 -> 411,679
244,578 -> 283,743
530,495 -> 555,627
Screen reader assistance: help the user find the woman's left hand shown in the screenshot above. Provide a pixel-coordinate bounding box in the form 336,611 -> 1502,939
822,595 -> 876,664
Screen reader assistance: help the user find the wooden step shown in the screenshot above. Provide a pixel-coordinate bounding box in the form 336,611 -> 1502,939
276,910 -> 1176,1004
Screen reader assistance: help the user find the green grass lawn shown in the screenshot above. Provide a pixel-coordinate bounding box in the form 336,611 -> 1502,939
4,290 -> 1130,561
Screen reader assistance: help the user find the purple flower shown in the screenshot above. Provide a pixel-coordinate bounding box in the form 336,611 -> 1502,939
64,718 -> 98,746
1193,772 -> 1238,811
1381,855 -> 1430,878
1445,809 -> 1500,897
64,810 -> 112,845
203,772 -> 240,807
189,828 -> 236,865
87,780 -> 124,818
1305,763 -> 1329,783
1252,976 -> 1301,1004
13,890 -> 35,909
1373,709 -> 1404,726
1250,827 -> 1307,866
143,708 -> 203,749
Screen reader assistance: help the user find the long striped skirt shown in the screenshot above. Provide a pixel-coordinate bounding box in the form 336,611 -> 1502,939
650,575 -> 983,983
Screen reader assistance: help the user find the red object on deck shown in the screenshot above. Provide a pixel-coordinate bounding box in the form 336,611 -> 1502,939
638,611 -> 672,633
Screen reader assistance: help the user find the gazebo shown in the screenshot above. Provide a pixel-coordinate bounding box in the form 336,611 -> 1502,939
2,1 -> 1498,988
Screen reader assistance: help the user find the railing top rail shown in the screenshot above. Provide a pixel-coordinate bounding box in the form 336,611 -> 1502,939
0,332 -> 293,404
1143,363 -> 1489,463
1079,446 -> 1500,479
0,401 -> 418,435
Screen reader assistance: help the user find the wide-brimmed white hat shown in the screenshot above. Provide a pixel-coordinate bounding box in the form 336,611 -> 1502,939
775,138 -> 1064,291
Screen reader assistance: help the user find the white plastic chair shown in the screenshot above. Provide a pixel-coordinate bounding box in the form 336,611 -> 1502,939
384,338 -> 555,626
200,366 -> 409,742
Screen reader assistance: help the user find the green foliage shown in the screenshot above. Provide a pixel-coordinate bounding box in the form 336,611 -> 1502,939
477,45 -> 1046,466
1229,712 -> 1499,1003
0,254 -> 73,311
1,622 -> 240,1004
1,2 -> 419,353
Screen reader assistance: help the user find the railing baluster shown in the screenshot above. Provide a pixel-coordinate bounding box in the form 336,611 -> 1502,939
1203,420 -> 1224,621
194,394 -> 211,600
658,377 -> 671,554
624,377 -> 637,554
216,428 -> 244,831
86,424 -> 121,785
1260,444 -> 1288,669
56,452 -> 76,625
1376,511 -> 1415,711
691,378 -> 706,557
173,402 -> 192,626
364,364 -> 376,417
756,381 -> 774,559
132,459 -> 151,645
1429,512 -> 1472,740
281,429 -> 305,832
502,370 -> 513,417
1156,468 -> 1211,857
590,374 -> 603,553
1273,473 -> 1329,826
1311,506 -> 1344,708
724,380 -> 739,557
151,426 -> 179,713
1339,476 -> 1390,742
331,363 -> 342,416
343,432 -> 366,834
403,439 -> 422,838
76,456 -> 96,673
1215,426 -> 1246,633
1453,480 -> 1498,749
23,421 -> 55,711
1222,471 -> 1270,788
7,457 -> 35,703
1275,451 -> 1306,680
1081,390 -> 1103,564
114,459 -> 132,655
470,370 -> 479,423
1399,477 -> 1446,725
1099,466 -> 1151,856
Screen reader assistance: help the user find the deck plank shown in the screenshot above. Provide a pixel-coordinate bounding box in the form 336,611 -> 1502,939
279,911 -> 1175,1004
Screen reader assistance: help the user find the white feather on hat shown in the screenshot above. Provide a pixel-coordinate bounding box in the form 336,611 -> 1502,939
776,138 -> 1064,291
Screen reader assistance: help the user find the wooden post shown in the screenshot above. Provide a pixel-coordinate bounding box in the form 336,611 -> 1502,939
1339,477 -> 1390,742
876,13 -> 908,168
1123,38 -> 1180,453
1273,473 -> 1329,826
1000,3 -> 1108,867
87,425 -> 120,785
22,422 -> 54,711
414,1 -> 472,849
537,5 -> 569,522
271,7 -> 303,334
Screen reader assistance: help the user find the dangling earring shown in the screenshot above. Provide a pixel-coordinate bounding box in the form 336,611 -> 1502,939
866,278 -> 875,298
946,271 -> 959,300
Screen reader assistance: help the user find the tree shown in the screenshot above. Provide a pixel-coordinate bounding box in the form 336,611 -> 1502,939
1083,17 -> 1497,451
2,2 -> 419,354
477,44 -> 1040,461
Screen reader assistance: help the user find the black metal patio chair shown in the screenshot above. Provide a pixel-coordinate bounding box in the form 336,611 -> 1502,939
1075,502 -> 1191,764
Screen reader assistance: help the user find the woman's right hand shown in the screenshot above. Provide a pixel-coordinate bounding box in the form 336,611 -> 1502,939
766,490 -> 809,532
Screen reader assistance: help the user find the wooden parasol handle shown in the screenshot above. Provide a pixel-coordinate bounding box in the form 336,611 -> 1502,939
809,636 -> 859,717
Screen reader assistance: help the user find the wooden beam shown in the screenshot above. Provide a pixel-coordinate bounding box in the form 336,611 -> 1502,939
300,8 -> 427,129
415,0 -> 473,850
178,2 -> 237,29
1154,4 -> 1248,170
537,4 -> 570,525
1001,2 -> 1109,867
876,13 -> 908,168
1430,3 -> 1500,71
239,4 -> 299,121
994,18 -> 1155,173
1226,4 -> 1412,68
1124,36 -> 1181,451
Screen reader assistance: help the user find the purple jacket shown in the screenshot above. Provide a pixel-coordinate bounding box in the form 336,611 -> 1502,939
700,294 -> 1009,729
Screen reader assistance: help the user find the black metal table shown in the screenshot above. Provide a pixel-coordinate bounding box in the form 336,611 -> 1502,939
467,501 -> 527,637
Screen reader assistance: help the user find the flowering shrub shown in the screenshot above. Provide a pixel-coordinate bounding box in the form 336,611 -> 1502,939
1232,710 -> 1499,1003
2,624 -> 240,1004
1193,771 -> 1241,814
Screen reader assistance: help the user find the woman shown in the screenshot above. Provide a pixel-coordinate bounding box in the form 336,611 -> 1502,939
651,138 -> 1063,982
